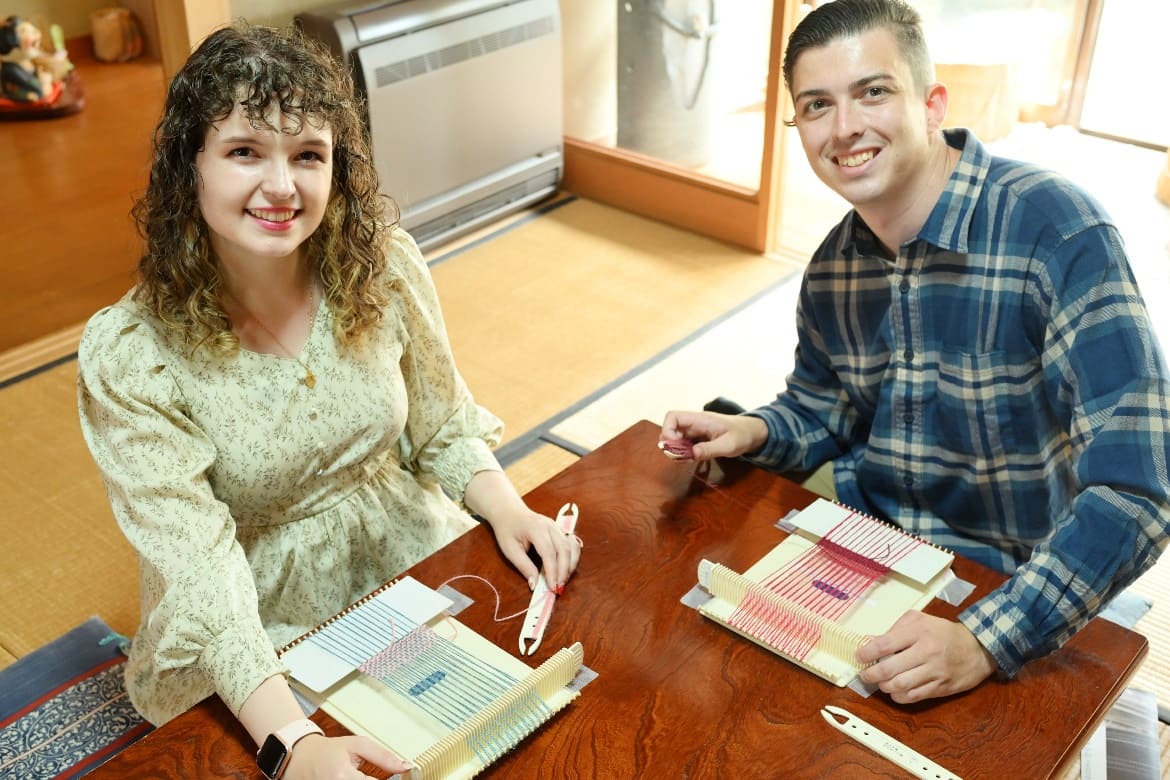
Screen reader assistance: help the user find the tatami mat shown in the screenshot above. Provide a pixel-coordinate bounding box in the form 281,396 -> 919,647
426,196 -> 797,449
501,443 -> 580,500
0,361 -> 140,663
549,274 -> 801,451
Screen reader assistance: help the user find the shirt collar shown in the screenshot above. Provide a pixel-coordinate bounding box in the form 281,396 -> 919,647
843,128 -> 990,258
918,128 -> 990,254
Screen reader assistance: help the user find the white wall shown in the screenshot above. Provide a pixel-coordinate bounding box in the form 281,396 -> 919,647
230,0 -> 331,27
6,0 -> 111,39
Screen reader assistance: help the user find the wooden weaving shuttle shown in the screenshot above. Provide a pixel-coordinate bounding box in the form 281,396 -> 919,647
519,502 -> 579,656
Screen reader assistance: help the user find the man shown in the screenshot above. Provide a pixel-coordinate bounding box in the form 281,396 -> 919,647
662,0 -> 1170,703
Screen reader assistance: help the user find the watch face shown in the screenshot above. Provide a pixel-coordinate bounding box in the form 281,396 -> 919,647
256,733 -> 289,779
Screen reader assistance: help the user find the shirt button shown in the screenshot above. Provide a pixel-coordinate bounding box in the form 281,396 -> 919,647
903,413 -> 914,424
903,473 -> 914,486
899,279 -> 910,293
903,349 -> 914,361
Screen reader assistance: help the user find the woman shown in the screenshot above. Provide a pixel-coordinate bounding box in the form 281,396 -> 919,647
78,23 -> 579,779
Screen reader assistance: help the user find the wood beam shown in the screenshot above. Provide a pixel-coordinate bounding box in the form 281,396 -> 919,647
151,0 -> 230,80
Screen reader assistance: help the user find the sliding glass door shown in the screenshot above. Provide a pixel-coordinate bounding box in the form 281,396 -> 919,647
560,1 -> 792,252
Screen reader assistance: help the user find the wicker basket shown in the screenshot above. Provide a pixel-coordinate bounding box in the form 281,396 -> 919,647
90,7 -> 142,63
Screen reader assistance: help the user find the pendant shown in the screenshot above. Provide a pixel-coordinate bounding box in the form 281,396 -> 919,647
303,368 -> 316,389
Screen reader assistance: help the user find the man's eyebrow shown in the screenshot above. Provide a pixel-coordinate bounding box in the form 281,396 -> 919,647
852,73 -> 896,90
793,87 -> 829,104
793,72 -> 897,103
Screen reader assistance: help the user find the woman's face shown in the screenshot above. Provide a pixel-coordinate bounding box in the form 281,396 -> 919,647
194,101 -> 334,270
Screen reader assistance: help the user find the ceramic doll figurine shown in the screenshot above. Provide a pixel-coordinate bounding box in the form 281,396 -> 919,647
0,16 -> 72,103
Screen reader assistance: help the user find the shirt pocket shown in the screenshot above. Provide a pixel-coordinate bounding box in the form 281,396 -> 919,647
927,347 -> 1035,460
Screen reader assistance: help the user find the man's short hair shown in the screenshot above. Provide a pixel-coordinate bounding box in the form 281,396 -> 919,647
783,0 -> 933,95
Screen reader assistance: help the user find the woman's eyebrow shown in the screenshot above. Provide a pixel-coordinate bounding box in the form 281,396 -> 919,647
211,135 -> 331,148
215,135 -> 258,144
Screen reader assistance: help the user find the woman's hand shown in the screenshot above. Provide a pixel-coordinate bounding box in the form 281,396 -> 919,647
488,504 -> 582,592
241,676 -> 412,779
464,470 -> 582,591
284,733 -> 412,779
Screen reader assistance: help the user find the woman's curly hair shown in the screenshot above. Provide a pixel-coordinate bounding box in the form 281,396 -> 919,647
132,22 -> 396,352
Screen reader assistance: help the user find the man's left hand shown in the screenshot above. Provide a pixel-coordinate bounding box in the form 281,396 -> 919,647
856,611 -> 996,703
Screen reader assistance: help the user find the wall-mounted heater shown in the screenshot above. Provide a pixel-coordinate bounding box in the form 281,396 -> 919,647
297,0 -> 563,251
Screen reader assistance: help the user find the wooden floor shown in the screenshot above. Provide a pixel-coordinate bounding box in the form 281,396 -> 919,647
0,39 -> 165,354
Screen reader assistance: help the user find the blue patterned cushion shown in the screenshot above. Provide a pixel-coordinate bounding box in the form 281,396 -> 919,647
0,617 -> 152,778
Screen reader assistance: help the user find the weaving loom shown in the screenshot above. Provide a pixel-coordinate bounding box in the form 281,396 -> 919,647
697,499 -> 955,687
280,577 -> 584,779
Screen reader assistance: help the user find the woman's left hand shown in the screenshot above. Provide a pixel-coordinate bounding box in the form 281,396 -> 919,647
464,470 -> 583,591
489,506 -> 582,591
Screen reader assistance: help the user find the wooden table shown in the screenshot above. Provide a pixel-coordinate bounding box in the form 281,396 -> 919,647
90,420 -> 1148,779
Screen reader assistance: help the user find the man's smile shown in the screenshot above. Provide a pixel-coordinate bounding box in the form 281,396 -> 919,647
836,149 -> 877,168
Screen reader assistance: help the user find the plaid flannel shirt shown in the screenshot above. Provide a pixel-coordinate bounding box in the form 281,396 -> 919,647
746,129 -> 1170,675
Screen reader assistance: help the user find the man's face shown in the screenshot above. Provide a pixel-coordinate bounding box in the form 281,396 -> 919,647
789,28 -> 939,215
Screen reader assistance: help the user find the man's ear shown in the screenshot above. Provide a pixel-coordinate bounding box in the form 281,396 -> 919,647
924,81 -> 948,132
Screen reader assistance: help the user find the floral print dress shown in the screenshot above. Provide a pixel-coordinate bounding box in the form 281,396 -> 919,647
78,230 -> 503,725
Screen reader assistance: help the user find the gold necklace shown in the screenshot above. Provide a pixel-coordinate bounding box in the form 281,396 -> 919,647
226,285 -> 318,389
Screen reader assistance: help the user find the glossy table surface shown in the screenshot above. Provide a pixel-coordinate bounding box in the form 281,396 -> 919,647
90,420 -> 1148,779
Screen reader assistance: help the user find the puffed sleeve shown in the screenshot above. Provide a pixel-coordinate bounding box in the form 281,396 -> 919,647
385,229 -> 504,505
77,304 -> 283,722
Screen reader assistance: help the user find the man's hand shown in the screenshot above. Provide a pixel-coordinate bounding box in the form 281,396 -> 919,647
856,611 -> 996,703
659,410 -> 768,462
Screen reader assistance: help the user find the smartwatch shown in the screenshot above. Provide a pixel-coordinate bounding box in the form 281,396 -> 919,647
256,718 -> 324,779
